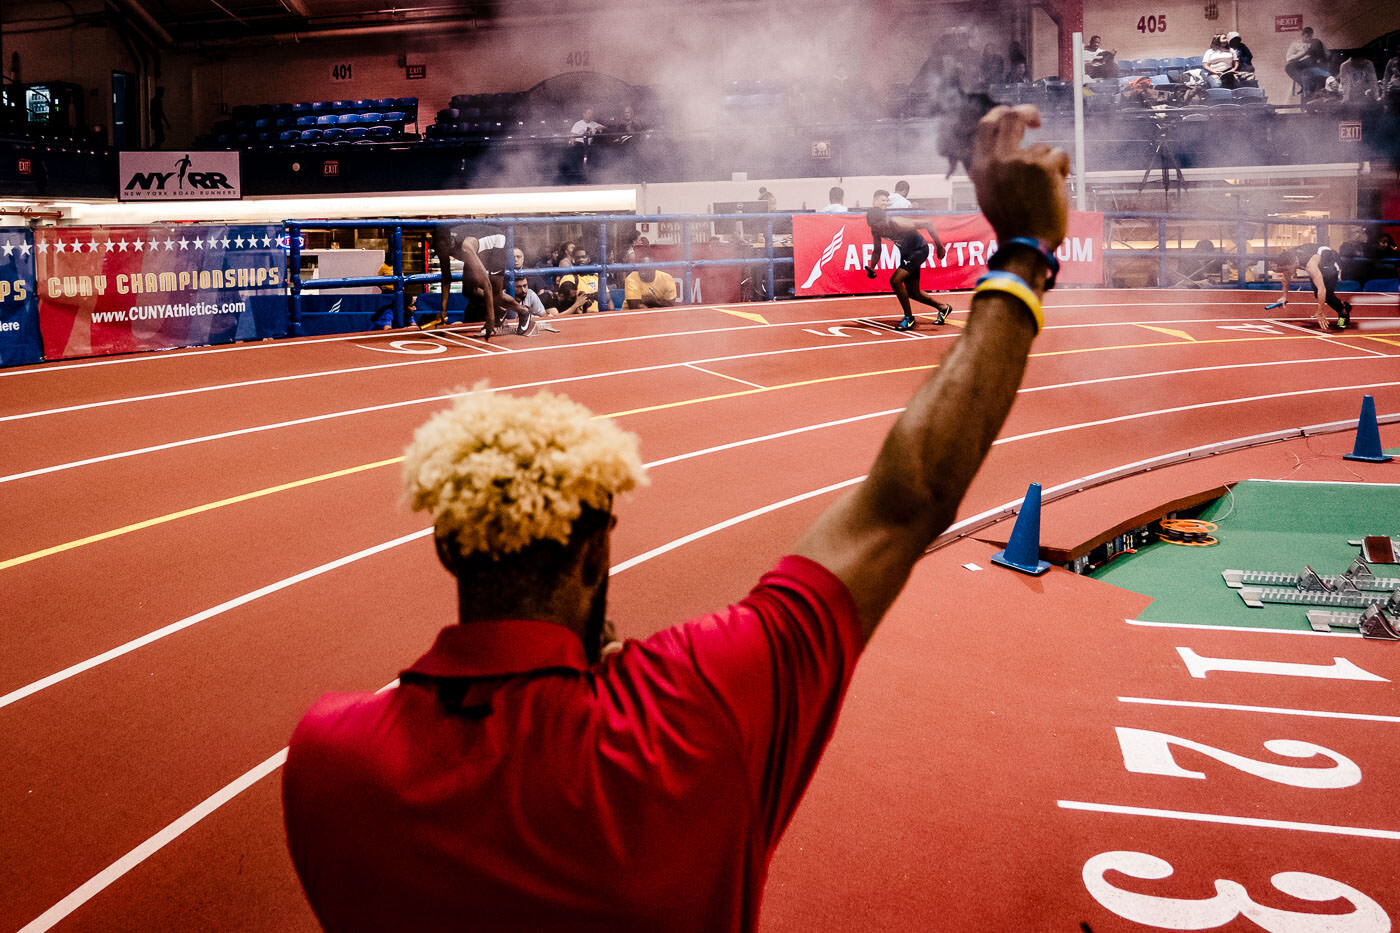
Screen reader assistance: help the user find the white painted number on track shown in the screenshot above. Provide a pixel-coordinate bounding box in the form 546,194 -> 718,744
801,325 -> 884,338
1176,648 -> 1388,683
354,339 -> 449,355
1115,727 -> 1362,789
1083,851 -> 1390,931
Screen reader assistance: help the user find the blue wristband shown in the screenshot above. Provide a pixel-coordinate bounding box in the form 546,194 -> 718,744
993,237 -> 1059,290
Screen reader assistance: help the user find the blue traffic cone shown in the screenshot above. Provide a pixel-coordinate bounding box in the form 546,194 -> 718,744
991,482 -> 1052,575
1343,395 -> 1393,463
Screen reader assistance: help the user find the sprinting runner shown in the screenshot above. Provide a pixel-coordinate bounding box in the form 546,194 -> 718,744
427,223 -> 527,337
864,207 -> 952,330
1274,243 -> 1351,330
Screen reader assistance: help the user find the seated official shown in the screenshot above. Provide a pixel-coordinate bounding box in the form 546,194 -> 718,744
623,256 -> 679,309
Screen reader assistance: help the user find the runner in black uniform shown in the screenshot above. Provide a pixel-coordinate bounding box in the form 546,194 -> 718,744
1275,242 -> 1351,330
427,222 -> 527,337
864,207 -> 952,330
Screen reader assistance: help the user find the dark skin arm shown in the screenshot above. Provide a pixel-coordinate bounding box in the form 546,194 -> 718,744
794,105 -> 1070,640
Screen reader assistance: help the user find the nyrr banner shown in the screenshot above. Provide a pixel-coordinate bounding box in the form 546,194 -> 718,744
118,151 -> 242,201
36,225 -> 286,360
793,211 -> 1104,296
0,228 -> 43,367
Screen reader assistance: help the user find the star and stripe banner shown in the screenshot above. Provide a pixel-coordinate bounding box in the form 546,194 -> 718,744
793,211 -> 1105,297
0,228 -> 43,368
35,224 -> 287,361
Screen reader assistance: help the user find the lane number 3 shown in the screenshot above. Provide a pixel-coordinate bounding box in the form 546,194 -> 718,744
1084,851 -> 1389,931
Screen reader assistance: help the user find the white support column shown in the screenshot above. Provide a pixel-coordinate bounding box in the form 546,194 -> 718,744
1072,31 -> 1087,212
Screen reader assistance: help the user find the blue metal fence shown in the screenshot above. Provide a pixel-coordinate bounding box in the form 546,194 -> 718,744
283,210 -> 1400,334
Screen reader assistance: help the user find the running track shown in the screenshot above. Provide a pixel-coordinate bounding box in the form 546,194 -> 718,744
3,289 -> 1399,931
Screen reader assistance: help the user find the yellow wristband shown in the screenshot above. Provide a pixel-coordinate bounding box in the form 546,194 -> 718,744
973,272 -> 1044,334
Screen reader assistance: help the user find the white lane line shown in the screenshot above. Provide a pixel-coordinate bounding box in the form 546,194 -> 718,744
0,530 -> 431,711
1117,696 -> 1400,723
645,408 -> 904,469
685,363 -> 766,389
15,676 -> 401,933
1057,800 -> 1400,840
4,346 -> 1392,486
1273,319 -> 1389,357
1124,619 -> 1362,637
13,477 -> 873,931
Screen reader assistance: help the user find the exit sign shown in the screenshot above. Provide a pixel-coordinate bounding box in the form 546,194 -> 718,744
1275,14 -> 1303,31
1339,122 -> 1362,142
17,157 -> 31,175
406,64 -> 426,80
323,160 -> 340,176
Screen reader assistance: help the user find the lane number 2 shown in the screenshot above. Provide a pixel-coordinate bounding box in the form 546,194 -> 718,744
1116,727 -> 1361,788
1084,851 -> 1389,931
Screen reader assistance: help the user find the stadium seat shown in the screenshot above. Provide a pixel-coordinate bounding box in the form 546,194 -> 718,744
330,100 -> 354,111
1205,88 -> 1234,104
368,125 -> 394,139
1337,280 -> 1362,292
1166,57 -> 1191,70
382,111 -> 406,124
299,128 -> 323,141
359,112 -> 381,123
316,114 -> 338,126
1139,58 -> 1165,73
278,130 -> 300,142
376,97 -> 399,110
1233,87 -> 1265,103
292,102 -> 313,114
1363,278 -> 1399,292
346,126 -> 369,140
1186,56 -> 1203,68
322,127 -> 346,141
295,114 -> 317,127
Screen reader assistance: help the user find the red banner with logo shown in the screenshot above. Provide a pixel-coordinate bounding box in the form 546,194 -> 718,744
793,211 -> 1104,297
35,225 -> 286,360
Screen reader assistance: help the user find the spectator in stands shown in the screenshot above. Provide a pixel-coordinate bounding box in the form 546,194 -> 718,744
1083,35 -> 1117,79
1226,33 -> 1257,87
512,274 -> 559,336
1005,59 -> 1029,84
1373,232 -> 1400,262
1285,27 -> 1330,99
570,107 -> 605,145
624,253 -> 679,309
149,86 -> 170,149
758,186 -> 778,211
614,105 -> 645,141
1337,54 -> 1380,105
1383,46 -> 1400,109
515,246 -> 550,296
1202,35 -> 1239,89
557,247 -> 600,314
888,180 -> 913,209
283,105 -> 1065,933
817,186 -> 847,213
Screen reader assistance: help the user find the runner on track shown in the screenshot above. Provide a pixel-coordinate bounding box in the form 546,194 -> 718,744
864,207 -> 953,330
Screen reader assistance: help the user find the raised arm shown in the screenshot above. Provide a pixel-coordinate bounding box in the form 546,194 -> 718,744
793,105 -> 1069,640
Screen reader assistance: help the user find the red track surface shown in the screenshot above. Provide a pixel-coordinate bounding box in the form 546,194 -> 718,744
3,289 -> 1399,931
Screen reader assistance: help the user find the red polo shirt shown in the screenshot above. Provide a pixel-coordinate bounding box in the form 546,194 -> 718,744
283,555 -> 861,932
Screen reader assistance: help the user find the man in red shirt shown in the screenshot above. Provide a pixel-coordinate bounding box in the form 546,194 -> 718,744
284,104 -> 1068,932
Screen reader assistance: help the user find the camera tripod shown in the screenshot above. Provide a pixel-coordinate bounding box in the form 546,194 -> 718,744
1136,116 -> 1186,209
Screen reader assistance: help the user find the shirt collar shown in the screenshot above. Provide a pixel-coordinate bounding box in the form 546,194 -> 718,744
404,620 -> 589,680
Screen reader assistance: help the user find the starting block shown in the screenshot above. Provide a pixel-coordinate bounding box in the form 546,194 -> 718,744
1226,561 -> 1400,609
1307,602 -> 1400,640
1346,536 -> 1398,565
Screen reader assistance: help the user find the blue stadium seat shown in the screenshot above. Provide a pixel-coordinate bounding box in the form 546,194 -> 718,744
375,97 -> 398,110
253,117 -> 272,129
299,128 -> 323,141
310,101 -> 330,112
1363,278 -> 1399,292
1186,56 -> 1204,68
295,114 -> 317,127
1337,280 -> 1362,291
346,126 -> 369,140
1233,87 -> 1265,103
330,99 -> 354,111
278,130 -> 300,142
394,97 -> 418,114
1139,58 -> 1165,73
1205,88 -> 1234,104
359,112 -> 381,123
1166,57 -> 1191,70
368,125 -> 394,139
322,127 -> 346,141
382,111 -> 405,123
292,102 -> 313,115
316,114 -> 338,125
353,99 -> 376,109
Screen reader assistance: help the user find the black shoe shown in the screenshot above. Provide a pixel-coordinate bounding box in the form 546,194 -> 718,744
1336,302 -> 1352,329
895,316 -> 916,331
935,303 -> 951,325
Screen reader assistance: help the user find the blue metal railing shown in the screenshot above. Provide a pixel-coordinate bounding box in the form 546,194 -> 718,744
281,209 -> 1400,333
283,212 -> 794,333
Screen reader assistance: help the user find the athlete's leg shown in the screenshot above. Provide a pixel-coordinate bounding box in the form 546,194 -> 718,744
429,234 -> 455,328
898,257 -> 951,324
459,247 -> 497,337
888,269 -> 915,322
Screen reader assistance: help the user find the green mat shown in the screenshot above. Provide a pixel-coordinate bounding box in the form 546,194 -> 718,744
1092,480 -> 1397,630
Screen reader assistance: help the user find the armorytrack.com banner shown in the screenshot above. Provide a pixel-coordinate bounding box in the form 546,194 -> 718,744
35,225 -> 285,360
793,211 -> 1104,296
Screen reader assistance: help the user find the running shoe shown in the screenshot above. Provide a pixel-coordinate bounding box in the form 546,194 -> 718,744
1335,301 -> 1352,330
894,316 -> 916,331
935,303 -> 951,325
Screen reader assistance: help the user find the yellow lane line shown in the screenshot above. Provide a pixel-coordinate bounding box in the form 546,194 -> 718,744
715,307 -> 771,325
10,327 -> 1395,570
1358,335 -> 1400,349
1135,324 -> 1197,342
0,457 -> 404,571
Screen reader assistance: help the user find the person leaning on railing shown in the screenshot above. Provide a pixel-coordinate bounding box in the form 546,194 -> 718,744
282,103 -> 1068,933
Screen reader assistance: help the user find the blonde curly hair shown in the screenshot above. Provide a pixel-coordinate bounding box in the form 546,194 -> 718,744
403,383 -> 646,557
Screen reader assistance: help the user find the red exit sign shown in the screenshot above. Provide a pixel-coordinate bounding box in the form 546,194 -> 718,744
17,157 -> 32,175
406,64 -> 426,80
1275,14 -> 1303,31
322,160 -> 340,177
1339,121 -> 1362,142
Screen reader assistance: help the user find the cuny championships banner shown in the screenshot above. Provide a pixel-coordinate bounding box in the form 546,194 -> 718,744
794,211 -> 1104,297
36,225 -> 285,360
1,228 -> 43,367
